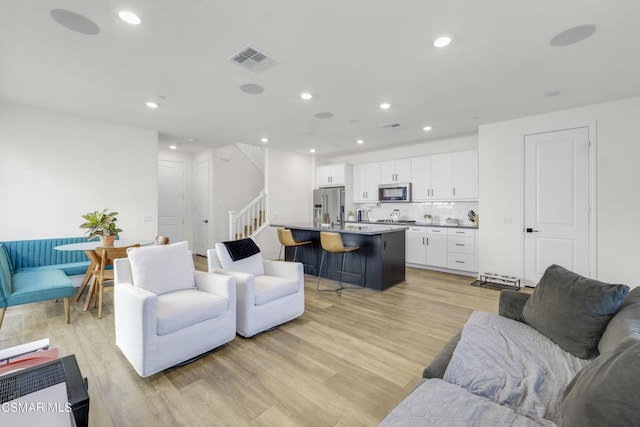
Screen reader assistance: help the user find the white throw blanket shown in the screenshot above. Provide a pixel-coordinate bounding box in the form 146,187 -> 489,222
443,311 -> 590,425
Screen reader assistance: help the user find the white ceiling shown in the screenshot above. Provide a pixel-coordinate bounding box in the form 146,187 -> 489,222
1,1 -> 639,157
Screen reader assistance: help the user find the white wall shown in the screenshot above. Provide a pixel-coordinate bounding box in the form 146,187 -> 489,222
257,147 -> 314,259
211,144 -> 264,245
329,134 -> 478,164
479,96 -> 640,287
0,101 -> 158,241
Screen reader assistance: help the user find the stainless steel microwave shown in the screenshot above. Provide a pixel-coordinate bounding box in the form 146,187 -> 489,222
378,183 -> 411,202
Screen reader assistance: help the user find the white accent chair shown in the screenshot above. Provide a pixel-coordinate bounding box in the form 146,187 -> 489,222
113,241 -> 236,377
208,239 -> 304,338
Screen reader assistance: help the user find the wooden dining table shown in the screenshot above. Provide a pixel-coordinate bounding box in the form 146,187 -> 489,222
54,240 -> 149,311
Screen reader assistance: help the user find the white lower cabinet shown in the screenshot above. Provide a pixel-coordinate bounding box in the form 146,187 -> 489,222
406,227 -> 476,273
406,228 -> 427,265
446,228 -> 476,272
447,253 -> 476,272
425,228 -> 448,268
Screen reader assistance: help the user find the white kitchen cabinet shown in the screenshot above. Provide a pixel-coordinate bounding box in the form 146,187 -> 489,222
425,228 -> 448,268
352,163 -> 380,202
406,228 -> 427,264
405,227 -> 448,268
411,150 -> 478,201
410,156 -> 431,200
447,228 -> 476,272
452,150 -> 479,200
447,252 -> 476,271
407,227 -> 477,273
412,153 -> 452,200
316,164 -> 347,188
380,159 -> 412,184
430,153 -> 453,200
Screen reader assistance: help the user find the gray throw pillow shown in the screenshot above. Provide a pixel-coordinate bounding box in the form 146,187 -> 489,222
620,286 -> 640,311
598,301 -> 640,354
522,264 -> 629,359
562,336 -> 640,427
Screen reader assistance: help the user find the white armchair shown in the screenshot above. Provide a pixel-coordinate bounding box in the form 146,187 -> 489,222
113,241 -> 236,377
208,238 -> 304,338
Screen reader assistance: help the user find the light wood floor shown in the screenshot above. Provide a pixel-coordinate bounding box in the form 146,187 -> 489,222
0,259 -> 503,426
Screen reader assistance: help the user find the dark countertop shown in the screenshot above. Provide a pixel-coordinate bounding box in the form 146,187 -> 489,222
271,222 -> 409,235
346,220 -> 478,230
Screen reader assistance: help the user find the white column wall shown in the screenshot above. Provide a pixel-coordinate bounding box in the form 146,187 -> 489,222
0,101 -> 158,241
256,147 -> 314,260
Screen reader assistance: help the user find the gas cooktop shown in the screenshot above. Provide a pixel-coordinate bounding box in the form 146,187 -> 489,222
376,219 -> 417,224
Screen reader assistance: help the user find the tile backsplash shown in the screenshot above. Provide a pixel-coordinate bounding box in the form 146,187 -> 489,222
354,201 -> 479,226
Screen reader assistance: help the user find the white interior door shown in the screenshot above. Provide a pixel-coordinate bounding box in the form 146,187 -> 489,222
523,127 -> 591,286
194,159 -> 209,256
158,160 -> 185,243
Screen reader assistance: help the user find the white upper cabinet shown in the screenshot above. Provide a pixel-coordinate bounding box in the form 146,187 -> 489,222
316,164 -> 347,188
350,150 -> 478,203
410,150 -> 478,201
410,156 -> 431,200
352,163 -> 380,202
451,150 -> 479,200
380,159 -> 412,183
430,153 -> 453,199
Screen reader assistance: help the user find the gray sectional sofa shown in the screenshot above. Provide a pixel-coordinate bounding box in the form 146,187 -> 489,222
381,265 -> 640,426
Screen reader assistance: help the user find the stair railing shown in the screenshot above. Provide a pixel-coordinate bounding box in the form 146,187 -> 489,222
228,190 -> 267,240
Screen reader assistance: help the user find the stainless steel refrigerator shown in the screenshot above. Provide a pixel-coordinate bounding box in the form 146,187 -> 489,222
313,187 -> 345,224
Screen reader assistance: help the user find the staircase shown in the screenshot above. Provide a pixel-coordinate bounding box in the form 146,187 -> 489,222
228,190 -> 267,240
235,143 -> 265,173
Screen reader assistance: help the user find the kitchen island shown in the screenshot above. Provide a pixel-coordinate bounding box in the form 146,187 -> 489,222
271,222 -> 408,291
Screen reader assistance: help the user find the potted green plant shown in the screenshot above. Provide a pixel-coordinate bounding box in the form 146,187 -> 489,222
347,210 -> 355,221
80,209 -> 122,246
423,214 -> 433,224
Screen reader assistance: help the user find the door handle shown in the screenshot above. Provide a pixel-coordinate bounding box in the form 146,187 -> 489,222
525,228 -> 540,233
203,219 -> 208,223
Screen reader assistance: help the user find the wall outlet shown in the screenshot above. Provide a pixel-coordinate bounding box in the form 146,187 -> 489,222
143,216 -> 152,222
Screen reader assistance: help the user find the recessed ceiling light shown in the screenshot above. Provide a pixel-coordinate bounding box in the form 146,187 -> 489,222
169,145 -> 177,150
309,148 -> 316,153
423,125 -> 433,132
119,11 -> 141,25
145,101 -> 158,109
545,90 -> 561,97
260,137 -> 269,143
300,92 -> 313,100
357,139 -> 364,144
379,102 -> 391,110
433,35 -> 452,48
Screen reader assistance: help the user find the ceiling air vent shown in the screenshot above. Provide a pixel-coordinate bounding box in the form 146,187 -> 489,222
230,46 -> 278,73
379,122 -> 402,129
